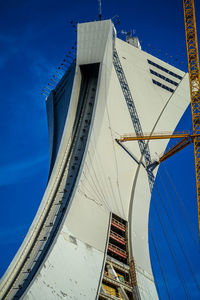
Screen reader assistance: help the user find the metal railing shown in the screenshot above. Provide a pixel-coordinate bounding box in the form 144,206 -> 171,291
110,231 -> 126,244
111,219 -> 126,231
108,243 -> 127,258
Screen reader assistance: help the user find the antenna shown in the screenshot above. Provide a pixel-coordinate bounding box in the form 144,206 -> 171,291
98,0 -> 102,20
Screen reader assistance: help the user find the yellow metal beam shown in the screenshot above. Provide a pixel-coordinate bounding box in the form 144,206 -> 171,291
183,0 -> 200,236
159,138 -> 191,162
117,133 -> 200,142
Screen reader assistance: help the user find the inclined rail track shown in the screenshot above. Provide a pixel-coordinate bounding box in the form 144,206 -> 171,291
0,71 -> 98,299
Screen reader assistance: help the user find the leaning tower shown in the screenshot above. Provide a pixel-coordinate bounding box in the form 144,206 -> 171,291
0,20 -> 189,300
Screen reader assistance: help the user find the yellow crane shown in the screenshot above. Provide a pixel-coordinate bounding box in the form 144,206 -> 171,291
183,0 -> 200,234
116,0 -> 200,235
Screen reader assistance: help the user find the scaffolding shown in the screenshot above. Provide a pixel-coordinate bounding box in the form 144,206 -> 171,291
99,214 -> 137,300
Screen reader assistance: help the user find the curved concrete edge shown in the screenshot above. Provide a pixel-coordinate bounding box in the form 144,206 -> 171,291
0,20 -> 114,300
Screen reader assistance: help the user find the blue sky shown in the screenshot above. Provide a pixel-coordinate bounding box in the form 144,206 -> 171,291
0,0 -> 200,298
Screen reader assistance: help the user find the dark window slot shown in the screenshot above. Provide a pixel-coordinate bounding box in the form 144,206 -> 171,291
147,59 -> 183,80
152,79 -> 175,93
150,69 -> 178,86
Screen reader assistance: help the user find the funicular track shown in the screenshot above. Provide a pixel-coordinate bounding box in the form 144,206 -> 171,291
0,63 -> 99,300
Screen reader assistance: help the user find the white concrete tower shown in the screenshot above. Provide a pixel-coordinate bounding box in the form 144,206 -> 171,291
0,20 -> 189,300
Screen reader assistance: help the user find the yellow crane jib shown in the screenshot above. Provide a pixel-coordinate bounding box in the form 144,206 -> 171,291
116,132 -> 200,169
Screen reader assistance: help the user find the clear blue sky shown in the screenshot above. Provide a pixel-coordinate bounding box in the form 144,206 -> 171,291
0,0 -> 200,299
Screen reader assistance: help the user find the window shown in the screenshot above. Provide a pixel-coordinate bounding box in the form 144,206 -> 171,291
147,59 -> 183,80
152,79 -> 175,93
150,69 -> 178,86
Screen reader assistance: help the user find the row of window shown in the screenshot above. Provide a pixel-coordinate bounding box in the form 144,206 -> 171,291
150,69 -> 178,86
152,79 -> 175,93
147,59 -> 183,80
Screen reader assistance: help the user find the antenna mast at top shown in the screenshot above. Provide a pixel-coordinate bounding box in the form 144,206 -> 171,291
98,0 -> 102,20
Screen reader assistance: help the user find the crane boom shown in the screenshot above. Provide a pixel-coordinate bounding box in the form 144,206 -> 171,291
118,132 -> 194,142
183,0 -> 200,235
116,133 -> 200,167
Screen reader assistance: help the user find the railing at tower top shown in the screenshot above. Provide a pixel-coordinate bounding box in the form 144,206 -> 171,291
112,48 -> 155,191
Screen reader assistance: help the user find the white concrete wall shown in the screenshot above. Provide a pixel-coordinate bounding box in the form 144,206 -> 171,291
115,38 -> 189,296
24,224 -> 104,300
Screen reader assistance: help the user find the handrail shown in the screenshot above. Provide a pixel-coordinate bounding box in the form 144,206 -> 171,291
108,243 -> 127,255
111,219 -> 126,230
110,230 -> 125,242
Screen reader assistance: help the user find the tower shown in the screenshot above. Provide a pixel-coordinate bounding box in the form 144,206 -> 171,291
0,20 -> 190,299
